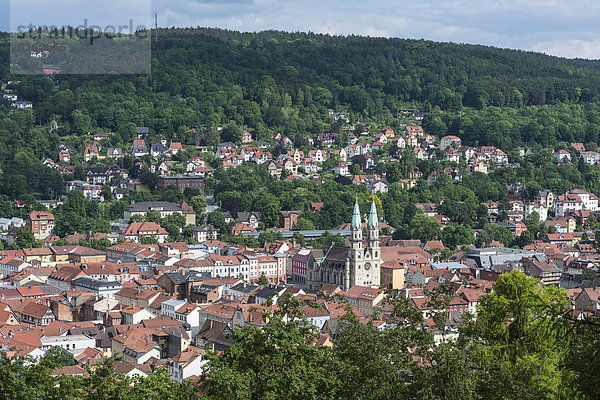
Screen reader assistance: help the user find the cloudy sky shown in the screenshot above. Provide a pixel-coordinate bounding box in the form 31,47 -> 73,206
2,0 -> 600,59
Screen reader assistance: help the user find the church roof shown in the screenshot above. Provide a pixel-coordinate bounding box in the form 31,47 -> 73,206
322,244 -> 350,262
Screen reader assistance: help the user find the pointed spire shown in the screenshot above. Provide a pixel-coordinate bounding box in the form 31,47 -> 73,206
368,196 -> 378,229
351,196 -> 362,230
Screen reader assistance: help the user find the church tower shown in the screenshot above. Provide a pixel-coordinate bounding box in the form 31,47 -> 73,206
350,197 -> 363,250
346,197 -> 363,290
347,196 -> 381,288
367,197 -> 380,257
359,196 -> 380,287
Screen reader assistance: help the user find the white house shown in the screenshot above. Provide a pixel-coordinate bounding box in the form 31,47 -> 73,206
524,202 -> 548,221
161,299 -> 187,319
71,277 -> 122,299
0,258 -> 31,278
554,150 -> 571,163
581,151 -> 600,165
41,335 -> 96,357
440,135 -> 461,150
333,163 -> 349,176
174,304 -> 202,335
12,101 -> 33,110
298,306 -> 330,329
555,194 -> 583,217
168,348 -> 208,382
569,189 -> 599,211
121,306 -> 155,325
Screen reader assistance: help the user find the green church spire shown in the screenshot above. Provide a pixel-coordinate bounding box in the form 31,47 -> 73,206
351,196 -> 362,230
368,196 -> 378,229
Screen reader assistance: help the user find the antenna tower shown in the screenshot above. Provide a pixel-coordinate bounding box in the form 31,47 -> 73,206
155,13 -> 158,43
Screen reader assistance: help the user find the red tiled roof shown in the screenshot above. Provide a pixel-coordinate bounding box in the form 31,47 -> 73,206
122,222 -> 168,236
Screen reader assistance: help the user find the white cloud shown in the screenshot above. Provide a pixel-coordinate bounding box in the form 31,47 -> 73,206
3,0 -> 600,59
533,39 -> 600,60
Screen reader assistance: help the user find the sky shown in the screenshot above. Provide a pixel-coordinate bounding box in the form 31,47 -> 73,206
2,0 -> 600,59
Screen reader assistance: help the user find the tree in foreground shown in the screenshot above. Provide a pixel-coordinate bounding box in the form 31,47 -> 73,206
200,294 -> 345,400
462,270 -> 578,399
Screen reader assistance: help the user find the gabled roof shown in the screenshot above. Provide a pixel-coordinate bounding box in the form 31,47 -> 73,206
51,365 -> 90,378
345,285 -> 382,302
21,302 -> 52,319
169,348 -> 206,369
196,319 -> 234,347
122,222 -> 168,236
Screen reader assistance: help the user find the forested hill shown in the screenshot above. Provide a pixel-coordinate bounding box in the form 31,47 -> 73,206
3,28 -> 600,154
155,27 -> 600,107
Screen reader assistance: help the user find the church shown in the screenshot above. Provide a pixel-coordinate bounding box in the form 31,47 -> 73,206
306,198 -> 381,291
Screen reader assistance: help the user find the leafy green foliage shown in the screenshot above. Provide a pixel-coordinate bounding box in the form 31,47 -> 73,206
462,270 -> 579,399
40,346 -> 75,369
201,295 -> 345,400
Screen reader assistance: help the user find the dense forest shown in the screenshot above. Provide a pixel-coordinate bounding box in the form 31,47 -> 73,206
1,28 -> 600,250
4,28 -> 600,150
2,271 -> 600,399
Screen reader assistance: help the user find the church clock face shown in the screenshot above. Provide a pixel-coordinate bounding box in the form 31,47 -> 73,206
364,262 -> 371,270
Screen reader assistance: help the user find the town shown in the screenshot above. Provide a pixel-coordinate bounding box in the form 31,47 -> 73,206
3,21 -> 600,397
0,99 -> 598,385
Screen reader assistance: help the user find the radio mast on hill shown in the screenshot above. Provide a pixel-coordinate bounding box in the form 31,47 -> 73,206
155,13 -> 158,43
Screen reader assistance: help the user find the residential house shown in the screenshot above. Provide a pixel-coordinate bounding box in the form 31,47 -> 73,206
554,150 -> 571,163
121,306 -> 154,325
404,126 -> 424,137
580,151 -> 600,165
20,302 -> 56,326
380,260 -> 406,290
522,258 -> 560,285
72,277 -> 122,298
234,212 -> 263,229
150,143 -> 167,158
280,211 -> 302,230
25,211 -> 54,239
168,348 -> 207,382
524,202 -> 548,221
66,181 -> 103,201
169,142 -> 183,155
0,257 -> 31,278
536,190 -> 556,210
85,167 -> 111,185
192,225 -> 218,242
317,133 -> 338,147
12,101 -> 33,110
281,158 -> 298,176
266,160 -> 282,177
106,148 -> 124,159
440,135 -> 461,150
83,142 -> 102,162
333,163 -> 349,176
156,176 -> 204,193
571,142 -> 586,152
574,288 -> 600,312
470,162 -> 488,174
58,149 -> 71,162
344,286 -> 384,317
194,320 -> 234,351
444,147 -> 460,163
308,150 -> 327,163
547,233 -> 575,248
131,139 -> 148,157
121,222 -> 169,243
123,202 -> 196,226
